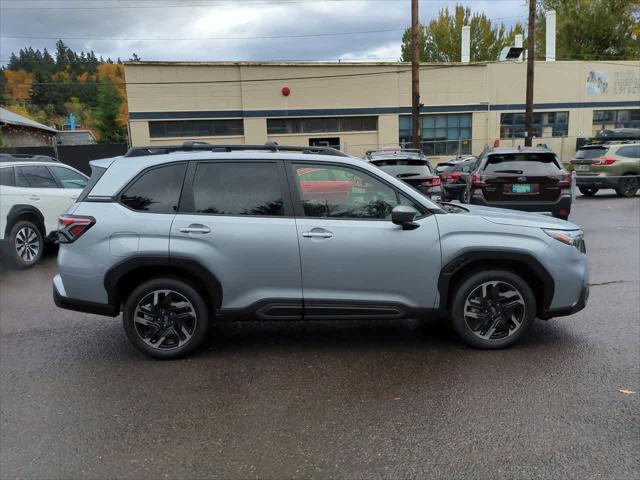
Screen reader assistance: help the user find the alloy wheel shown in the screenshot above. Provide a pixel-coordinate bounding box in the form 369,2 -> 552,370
133,290 -> 198,351
15,226 -> 40,263
463,281 -> 526,341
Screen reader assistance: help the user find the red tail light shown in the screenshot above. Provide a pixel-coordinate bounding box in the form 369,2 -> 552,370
58,215 -> 95,243
450,172 -> 462,180
471,174 -> 486,186
556,173 -> 572,186
593,156 -> 616,166
431,176 -> 441,187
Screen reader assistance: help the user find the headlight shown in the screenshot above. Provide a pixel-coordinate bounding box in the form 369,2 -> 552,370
543,229 -> 586,252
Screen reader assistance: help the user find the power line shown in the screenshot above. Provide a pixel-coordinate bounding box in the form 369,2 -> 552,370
0,0 -> 526,10
0,29 -> 403,41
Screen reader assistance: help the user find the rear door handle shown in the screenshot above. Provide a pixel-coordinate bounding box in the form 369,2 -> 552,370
302,229 -> 333,239
179,224 -> 211,234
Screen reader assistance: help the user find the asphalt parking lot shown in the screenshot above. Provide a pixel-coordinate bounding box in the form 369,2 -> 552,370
1,193 -> 638,480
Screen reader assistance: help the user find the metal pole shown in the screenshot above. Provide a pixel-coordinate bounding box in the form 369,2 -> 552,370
524,0 -> 535,147
411,0 -> 421,151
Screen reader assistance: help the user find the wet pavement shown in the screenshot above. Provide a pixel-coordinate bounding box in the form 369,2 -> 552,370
1,193 -> 638,479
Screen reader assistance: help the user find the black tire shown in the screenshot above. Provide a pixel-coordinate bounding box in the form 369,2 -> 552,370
578,186 -> 599,196
6,220 -> 43,269
461,188 -> 470,204
450,270 -> 536,349
615,175 -> 639,198
123,278 -> 210,359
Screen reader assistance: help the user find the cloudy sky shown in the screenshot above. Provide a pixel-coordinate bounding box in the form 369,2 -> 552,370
1,0 -> 527,64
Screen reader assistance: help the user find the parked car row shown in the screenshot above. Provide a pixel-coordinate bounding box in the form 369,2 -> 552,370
364,139 -> 639,220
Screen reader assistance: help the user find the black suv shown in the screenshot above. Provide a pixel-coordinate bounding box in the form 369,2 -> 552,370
462,146 -> 572,219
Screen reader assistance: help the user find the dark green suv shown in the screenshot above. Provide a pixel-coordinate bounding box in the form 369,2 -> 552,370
571,142 -> 640,197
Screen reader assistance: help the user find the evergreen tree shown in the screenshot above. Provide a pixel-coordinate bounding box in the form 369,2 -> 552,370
93,80 -> 127,143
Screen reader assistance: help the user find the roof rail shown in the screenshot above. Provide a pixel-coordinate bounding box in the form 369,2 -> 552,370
0,153 -> 59,163
125,141 -> 349,158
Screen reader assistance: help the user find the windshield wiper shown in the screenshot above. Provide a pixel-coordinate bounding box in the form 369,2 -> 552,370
492,169 -> 524,174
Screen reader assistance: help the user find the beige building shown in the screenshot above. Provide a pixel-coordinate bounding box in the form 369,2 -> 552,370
125,60 -> 639,162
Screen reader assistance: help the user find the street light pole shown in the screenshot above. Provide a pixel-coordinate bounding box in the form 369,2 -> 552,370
411,0 -> 421,151
524,0 -> 536,147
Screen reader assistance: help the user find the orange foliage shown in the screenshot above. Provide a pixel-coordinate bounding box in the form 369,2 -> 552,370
3,69 -> 34,101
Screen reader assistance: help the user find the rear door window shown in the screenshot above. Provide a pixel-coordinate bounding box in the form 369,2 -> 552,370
120,163 -> 187,213
16,165 -> 58,188
0,167 -> 15,186
483,153 -> 562,175
574,147 -> 607,160
189,162 -> 285,216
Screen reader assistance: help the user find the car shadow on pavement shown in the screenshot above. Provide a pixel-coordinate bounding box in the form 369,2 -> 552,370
195,315 -> 582,358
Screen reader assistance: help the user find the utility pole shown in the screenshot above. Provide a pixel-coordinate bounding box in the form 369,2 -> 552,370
411,0 -> 421,151
524,0 -> 535,147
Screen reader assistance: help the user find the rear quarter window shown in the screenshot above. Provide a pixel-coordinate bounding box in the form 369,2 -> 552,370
120,163 -> 187,213
615,145 -> 640,159
483,153 -> 562,175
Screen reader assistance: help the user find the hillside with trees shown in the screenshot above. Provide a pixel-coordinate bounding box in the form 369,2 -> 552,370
0,40 -> 136,143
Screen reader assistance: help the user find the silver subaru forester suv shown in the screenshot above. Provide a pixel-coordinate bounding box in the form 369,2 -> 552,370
54,143 -> 588,359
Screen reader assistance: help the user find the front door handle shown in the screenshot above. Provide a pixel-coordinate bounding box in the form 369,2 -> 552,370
302,229 -> 333,239
29,195 -> 40,201
179,224 -> 211,234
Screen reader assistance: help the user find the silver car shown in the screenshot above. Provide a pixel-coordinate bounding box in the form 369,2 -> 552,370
54,143 -> 589,359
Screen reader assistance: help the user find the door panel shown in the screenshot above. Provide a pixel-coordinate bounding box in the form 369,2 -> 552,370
170,215 -> 302,309
16,165 -> 81,235
289,162 -> 441,313
295,216 -> 441,311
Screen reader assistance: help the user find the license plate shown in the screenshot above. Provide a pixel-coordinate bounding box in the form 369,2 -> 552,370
512,183 -> 531,193
575,164 -> 590,172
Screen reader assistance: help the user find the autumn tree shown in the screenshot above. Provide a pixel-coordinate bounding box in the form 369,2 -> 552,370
93,80 -> 127,143
400,4 -> 525,62
536,0 -> 640,60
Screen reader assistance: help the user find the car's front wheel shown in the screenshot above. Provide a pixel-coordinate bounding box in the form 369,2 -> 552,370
123,278 -> 210,359
450,270 -> 536,349
7,220 -> 43,269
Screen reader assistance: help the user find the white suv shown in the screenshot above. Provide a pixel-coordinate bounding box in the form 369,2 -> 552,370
0,154 -> 88,268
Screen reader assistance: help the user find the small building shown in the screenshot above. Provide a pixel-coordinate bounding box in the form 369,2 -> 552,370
56,129 -> 97,146
124,60 -> 640,162
0,107 -> 57,147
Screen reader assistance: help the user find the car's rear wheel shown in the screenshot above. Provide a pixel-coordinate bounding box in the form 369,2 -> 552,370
123,278 -> 210,359
7,220 -> 43,269
450,270 -> 536,349
578,186 -> 599,196
615,175 -> 639,198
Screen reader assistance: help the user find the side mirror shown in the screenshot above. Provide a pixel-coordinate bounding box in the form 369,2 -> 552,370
392,205 -> 420,230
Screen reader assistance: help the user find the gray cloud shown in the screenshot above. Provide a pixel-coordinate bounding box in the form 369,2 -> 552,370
0,0 -> 525,63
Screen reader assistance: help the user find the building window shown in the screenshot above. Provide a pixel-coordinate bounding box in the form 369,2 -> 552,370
500,111 -> 569,139
148,120 -> 244,138
592,109 -> 640,135
399,114 -> 472,156
266,116 -> 377,135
